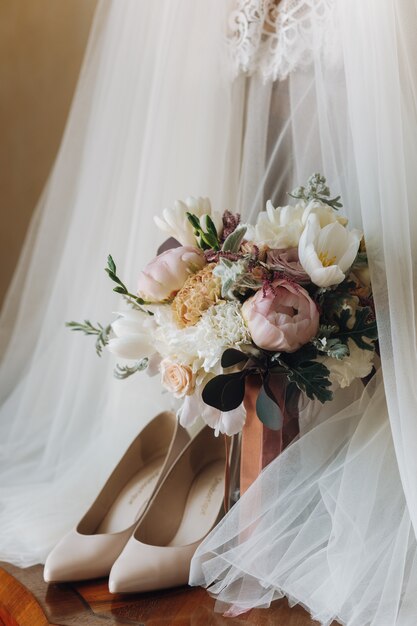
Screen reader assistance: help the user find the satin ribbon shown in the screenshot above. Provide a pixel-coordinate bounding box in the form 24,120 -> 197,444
240,374 -> 300,495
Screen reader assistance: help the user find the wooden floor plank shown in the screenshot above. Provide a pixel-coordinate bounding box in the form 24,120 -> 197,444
0,562 -> 327,625
0,567 -> 50,626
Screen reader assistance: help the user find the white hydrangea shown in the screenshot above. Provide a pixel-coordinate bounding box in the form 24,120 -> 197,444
153,301 -> 251,373
194,301 -> 251,370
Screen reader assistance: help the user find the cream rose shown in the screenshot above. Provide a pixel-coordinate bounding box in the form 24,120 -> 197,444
160,358 -> 195,398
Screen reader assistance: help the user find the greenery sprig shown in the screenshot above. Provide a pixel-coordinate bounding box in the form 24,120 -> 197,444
289,173 -> 343,211
65,320 -> 112,357
186,213 -> 220,250
105,255 -> 152,314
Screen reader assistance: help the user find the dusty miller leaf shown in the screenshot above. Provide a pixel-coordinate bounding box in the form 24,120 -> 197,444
114,358 -> 149,379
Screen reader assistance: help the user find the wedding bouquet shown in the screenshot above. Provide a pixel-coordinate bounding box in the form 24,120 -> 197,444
69,174 -> 378,436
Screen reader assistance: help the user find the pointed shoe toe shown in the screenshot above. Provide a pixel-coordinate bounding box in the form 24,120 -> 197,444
43,527 -> 133,582
109,426 -> 226,594
43,412 -> 189,582
109,539 -> 197,593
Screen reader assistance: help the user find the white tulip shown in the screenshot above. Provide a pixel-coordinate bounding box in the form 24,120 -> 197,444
107,310 -> 156,360
298,214 -> 362,288
154,196 -> 222,246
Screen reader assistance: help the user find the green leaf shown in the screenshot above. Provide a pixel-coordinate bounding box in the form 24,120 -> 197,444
186,212 -> 220,251
202,372 -> 246,412
256,384 -> 283,430
205,215 -> 218,239
105,255 -> 128,293
285,361 -> 333,403
278,343 -> 318,367
322,338 -> 349,360
313,336 -> 350,360
107,254 -> 116,274
333,307 -> 378,351
114,359 -> 149,379
221,225 -> 247,253
221,348 -> 248,368
272,352 -> 332,403
186,212 -> 201,229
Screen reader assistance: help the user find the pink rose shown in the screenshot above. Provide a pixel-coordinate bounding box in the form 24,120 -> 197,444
242,279 -> 319,352
137,246 -> 205,302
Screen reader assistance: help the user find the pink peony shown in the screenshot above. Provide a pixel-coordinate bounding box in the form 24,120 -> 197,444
137,246 -> 205,302
242,279 -> 319,352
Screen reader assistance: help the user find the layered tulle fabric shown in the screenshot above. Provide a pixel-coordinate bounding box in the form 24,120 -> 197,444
0,0 -> 242,565
191,375 -> 417,626
191,1 -> 417,624
2,2 -> 417,624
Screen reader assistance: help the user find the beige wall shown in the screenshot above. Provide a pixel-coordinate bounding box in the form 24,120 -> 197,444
0,0 -> 97,305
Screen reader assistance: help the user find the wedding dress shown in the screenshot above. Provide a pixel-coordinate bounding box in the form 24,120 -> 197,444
1,1 -> 417,624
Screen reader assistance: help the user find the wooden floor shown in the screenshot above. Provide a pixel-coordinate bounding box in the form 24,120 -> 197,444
0,562 -> 326,626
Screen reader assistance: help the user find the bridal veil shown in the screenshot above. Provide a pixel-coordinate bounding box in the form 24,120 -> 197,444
2,1 -> 417,624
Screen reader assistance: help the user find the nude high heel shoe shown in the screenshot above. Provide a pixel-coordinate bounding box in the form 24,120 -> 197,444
108,426 -> 226,594
44,412 -> 189,583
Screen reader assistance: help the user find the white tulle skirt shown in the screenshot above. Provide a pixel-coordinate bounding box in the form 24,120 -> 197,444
190,374 -> 417,626
0,0 -> 242,566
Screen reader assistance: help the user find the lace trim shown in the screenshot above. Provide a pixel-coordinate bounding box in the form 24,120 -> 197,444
227,0 -> 338,81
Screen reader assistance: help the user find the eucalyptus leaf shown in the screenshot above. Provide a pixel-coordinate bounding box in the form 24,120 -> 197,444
221,348 -> 248,368
256,384 -> 283,431
202,372 -> 246,412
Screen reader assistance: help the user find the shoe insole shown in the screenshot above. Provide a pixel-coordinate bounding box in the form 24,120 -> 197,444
168,460 -> 225,546
97,455 -> 165,534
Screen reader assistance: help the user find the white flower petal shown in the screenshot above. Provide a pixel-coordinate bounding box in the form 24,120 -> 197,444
178,392 -> 201,429
107,336 -> 154,360
154,197 -> 218,247
112,312 -> 154,337
310,265 -> 346,288
299,214 -> 361,287
219,404 -> 247,436
316,222 -> 348,259
337,229 -> 362,272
